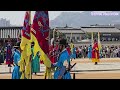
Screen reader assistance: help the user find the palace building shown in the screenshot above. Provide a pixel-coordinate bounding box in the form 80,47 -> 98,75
55,25 -> 120,46
0,26 -> 22,46
0,25 -> 120,47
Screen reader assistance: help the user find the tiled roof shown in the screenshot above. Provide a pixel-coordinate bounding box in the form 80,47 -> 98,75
81,27 -> 120,33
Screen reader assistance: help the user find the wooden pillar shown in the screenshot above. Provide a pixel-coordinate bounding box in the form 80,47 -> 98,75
80,34 -> 82,41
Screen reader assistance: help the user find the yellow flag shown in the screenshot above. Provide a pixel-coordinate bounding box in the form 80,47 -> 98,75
98,32 -> 102,53
31,11 -> 51,67
31,11 -> 52,79
19,11 -> 32,79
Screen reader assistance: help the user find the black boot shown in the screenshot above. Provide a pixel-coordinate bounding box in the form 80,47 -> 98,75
8,64 -> 10,67
95,62 -> 98,65
8,64 -> 12,67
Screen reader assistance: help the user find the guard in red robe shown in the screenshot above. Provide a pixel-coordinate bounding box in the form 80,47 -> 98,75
66,43 -> 71,56
49,43 -> 59,64
92,39 -> 100,65
49,45 -> 55,63
6,41 -> 13,67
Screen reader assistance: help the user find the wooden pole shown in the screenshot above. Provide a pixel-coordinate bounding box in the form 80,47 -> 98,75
70,32 -> 73,61
44,27 -> 51,79
53,28 -> 55,41
71,32 -> 72,42
24,59 -> 25,79
29,11 -> 32,79
91,32 -> 93,47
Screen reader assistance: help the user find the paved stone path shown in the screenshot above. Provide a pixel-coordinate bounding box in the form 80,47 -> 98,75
1,58 -> 120,79
0,58 -> 120,74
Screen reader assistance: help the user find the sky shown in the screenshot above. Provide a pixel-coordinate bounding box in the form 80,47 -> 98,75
0,11 -> 83,26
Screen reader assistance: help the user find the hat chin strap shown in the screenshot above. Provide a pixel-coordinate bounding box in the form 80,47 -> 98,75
59,45 -> 66,52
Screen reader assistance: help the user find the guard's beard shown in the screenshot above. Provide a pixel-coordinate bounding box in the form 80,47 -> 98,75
59,49 -> 62,52
59,45 -> 65,52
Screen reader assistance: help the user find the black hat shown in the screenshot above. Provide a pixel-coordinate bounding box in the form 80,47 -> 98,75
14,42 -> 21,48
59,38 -> 67,45
31,42 -> 35,46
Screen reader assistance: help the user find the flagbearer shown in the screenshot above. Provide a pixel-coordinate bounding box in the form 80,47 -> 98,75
53,38 -> 71,79
12,42 -> 21,79
19,11 -> 32,79
92,39 -> 100,65
31,11 -> 52,79
31,42 -> 40,75
70,40 -> 74,60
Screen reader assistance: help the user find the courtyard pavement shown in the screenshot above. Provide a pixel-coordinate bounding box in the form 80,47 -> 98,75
0,58 -> 120,74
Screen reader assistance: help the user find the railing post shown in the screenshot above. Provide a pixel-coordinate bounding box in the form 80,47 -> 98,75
73,73 -> 75,79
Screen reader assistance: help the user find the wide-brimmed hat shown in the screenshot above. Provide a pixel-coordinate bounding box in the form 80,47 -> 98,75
31,42 -> 35,46
59,38 -> 67,45
13,42 -> 21,48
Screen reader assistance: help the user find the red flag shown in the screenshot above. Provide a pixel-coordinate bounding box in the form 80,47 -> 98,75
31,11 -> 51,67
19,11 -> 32,79
20,11 -> 31,51
32,11 -> 49,53
22,11 -> 30,40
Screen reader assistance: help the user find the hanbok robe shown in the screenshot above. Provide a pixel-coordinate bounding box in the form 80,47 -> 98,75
12,50 -> 21,79
92,42 -> 100,62
71,47 -> 76,59
31,48 -> 40,73
54,49 -> 71,79
6,44 -> 13,65
88,46 -> 92,59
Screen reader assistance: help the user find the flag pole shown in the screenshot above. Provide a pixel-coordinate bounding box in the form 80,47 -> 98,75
98,31 -> 101,54
98,31 -> 99,52
53,28 -> 55,60
29,11 -> 32,79
70,32 -> 73,61
44,28 -> 52,79
71,32 -> 72,42
91,32 -> 93,47
45,28 -> 55,79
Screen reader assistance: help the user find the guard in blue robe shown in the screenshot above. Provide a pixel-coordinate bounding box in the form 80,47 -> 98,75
71,47 -> 76,59
53,39 -> 71,79
12,42 -> 21,79
31,42 -> 40,75
88,45 -> 92,59
32,53 -> 40,74
0,48 -> 4,64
